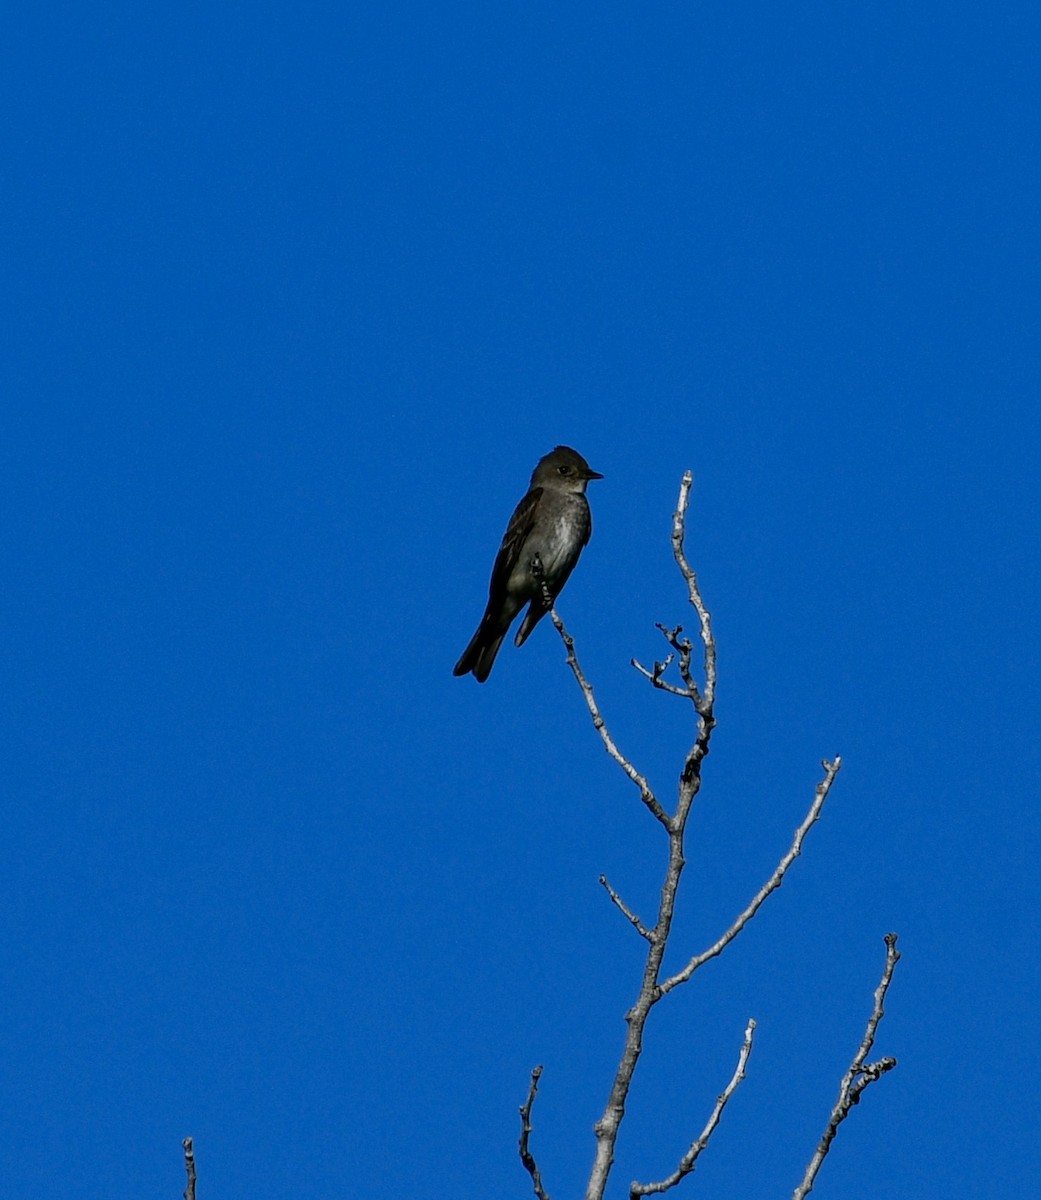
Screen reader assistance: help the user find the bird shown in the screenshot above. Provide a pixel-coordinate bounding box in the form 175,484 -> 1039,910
453,445 -> 603,682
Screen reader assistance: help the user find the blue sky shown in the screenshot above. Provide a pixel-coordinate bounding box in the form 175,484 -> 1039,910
3,3 -> 1039,1197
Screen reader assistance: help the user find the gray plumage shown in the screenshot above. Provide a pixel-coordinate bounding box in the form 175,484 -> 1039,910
454,446 -> 603,682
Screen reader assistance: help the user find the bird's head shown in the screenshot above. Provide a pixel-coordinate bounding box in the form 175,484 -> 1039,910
531,445 -> 604,492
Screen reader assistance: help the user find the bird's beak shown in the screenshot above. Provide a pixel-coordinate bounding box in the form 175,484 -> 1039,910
586,469 -> 604,480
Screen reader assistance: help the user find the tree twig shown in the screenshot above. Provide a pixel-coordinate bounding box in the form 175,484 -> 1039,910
549,608 -> 670,828
670,472 -> 715,717
630,1019 -> 756,1198
630,655 -> 691,698
654,623 -> 703,709
600,874 -> 653,941
182,1138 -> 196,1200
519,1066 -> 552,1200
792,934 -> 900,1199
659,758 -> 842,995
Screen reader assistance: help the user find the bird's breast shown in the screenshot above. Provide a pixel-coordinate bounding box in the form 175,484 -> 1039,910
533,515 -> 579,575
508,500 -> 588,596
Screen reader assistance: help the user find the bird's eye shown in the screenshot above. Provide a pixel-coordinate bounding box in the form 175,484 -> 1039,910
558,464 -> 571,475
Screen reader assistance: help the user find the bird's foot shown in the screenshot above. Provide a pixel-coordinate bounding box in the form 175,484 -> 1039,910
530,552 -> 553,607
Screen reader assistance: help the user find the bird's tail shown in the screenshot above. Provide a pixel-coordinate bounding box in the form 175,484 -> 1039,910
453,620 -> 507,683
514,598 -> 550,648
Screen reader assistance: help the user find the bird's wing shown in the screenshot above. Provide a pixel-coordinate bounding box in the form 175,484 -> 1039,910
486,486 -> 542,606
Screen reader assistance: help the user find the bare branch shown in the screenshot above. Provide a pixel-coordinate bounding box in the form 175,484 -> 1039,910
630,1019 -> 756,1198
519,1066 -> 552,1200
662,475 -> 719,830
655,623 -> 703,709
628,471 -> 715,716
630,655 -> 691,698
659,757 -> 842,996
600,874 -> 654,941
792,935 -> 901,1199
549,608 -> 670,828
182,1138 -> 196,1200
671,472 -> 715,715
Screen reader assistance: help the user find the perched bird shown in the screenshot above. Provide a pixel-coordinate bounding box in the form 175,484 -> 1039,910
454,445 -> 603,682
